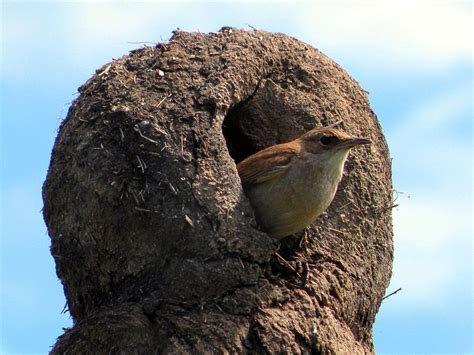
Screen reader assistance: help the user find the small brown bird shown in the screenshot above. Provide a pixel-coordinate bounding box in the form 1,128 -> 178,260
237,127 -> 371,239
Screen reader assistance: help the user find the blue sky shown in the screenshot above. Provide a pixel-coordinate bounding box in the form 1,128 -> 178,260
1,1 -> 472,354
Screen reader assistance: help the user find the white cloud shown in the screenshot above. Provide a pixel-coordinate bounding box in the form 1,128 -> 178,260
381,82 -> 472,309
299,2 -> 472,69
2,3 -> 214,84
4,2 -> 470,85
65,3 -> 175,45
391,82 -> 472,137
388,194 -> 472,309
388,81 -> 472,189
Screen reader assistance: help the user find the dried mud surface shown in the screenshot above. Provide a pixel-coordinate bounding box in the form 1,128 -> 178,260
43,28 -> 393,354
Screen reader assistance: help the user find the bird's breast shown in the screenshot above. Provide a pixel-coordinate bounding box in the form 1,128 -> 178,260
286,158 -> 342,216
244,155 -> 345,239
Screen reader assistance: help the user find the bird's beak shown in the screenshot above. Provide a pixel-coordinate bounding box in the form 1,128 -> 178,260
340,137 -> 371,148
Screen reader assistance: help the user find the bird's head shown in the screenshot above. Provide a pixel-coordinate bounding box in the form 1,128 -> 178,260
299,127 -> 371,167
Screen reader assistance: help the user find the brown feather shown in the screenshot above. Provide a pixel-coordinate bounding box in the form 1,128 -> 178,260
237,142 -> 302,184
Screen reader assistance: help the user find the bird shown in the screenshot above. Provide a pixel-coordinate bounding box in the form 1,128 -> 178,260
237,127 -> 371,239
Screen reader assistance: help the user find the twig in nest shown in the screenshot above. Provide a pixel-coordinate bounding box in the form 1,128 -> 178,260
328,227 -> 345,235
275,253 -> 297,273
393,189 -> 411,201
136,155 -> 146,173
184,214 -> 194,227
180,134 -> 185,156
134,125 -> 160,144
157,93 -> 172,108
382,287 -> 402,301
379,203 -> 399,212
299,229 -> 308,248
135,207 -> 152,213
127,41 -> 158,45
328,120 -> 343,128
98,64 -> 111,77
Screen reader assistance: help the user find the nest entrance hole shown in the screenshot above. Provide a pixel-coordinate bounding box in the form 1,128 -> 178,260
222,101 -> 260,164
222,80 -> 306,165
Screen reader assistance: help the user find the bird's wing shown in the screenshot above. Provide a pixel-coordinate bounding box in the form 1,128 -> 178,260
237,143 -> 300,184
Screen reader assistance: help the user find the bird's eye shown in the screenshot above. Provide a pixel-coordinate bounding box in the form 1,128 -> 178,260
319,136 -> 332,145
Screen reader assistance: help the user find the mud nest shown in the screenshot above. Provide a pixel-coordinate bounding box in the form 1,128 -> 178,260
43,28 -> 393,354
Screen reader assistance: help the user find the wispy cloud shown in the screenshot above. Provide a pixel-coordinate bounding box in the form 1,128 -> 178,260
389,194 -> 472,309
299,2 -> 472,69
4,2 -> 470,86
64,3 -> 176,45
389,81 -> 472,190
392,82 -> 472,137
384,82 -> 472,309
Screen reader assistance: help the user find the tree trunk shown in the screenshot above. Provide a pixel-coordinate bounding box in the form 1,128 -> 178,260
43,28 -> 393,354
